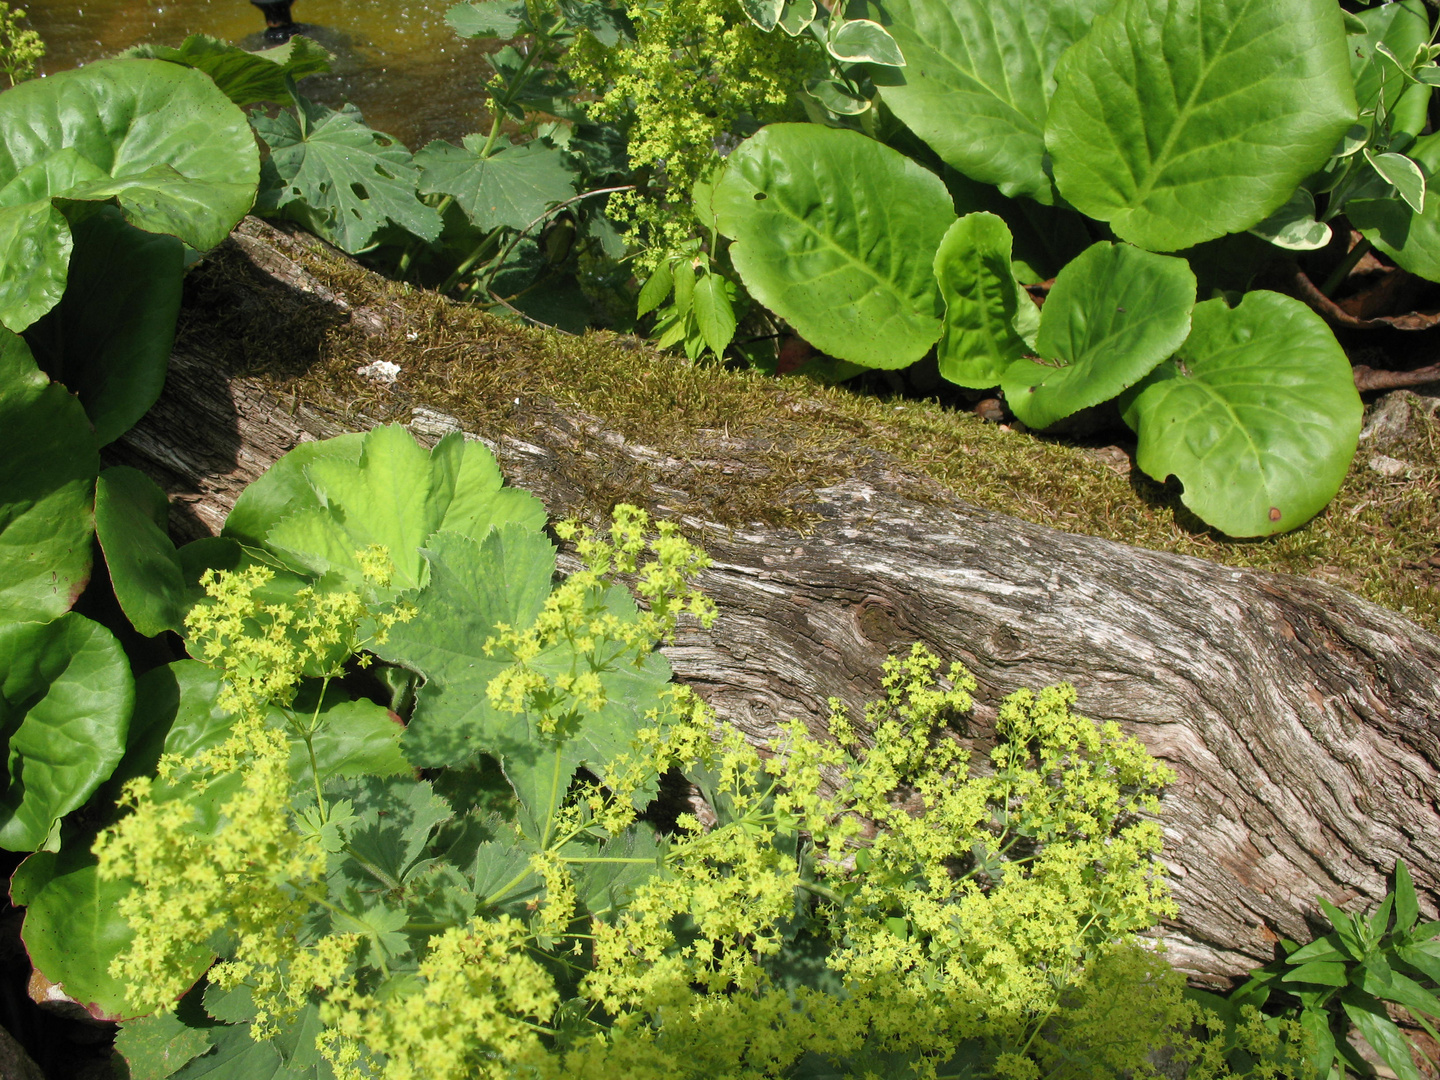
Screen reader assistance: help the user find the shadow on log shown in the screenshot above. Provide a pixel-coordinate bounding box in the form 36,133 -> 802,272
109,219 -> 1440,986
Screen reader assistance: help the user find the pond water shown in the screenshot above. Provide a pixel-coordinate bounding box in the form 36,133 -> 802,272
22,0 -> 497,150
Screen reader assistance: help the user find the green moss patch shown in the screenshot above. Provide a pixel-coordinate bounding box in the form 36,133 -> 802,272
178,231 -> 1440,635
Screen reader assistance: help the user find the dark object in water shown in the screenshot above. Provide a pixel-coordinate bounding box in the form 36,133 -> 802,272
251,0 -> 300,43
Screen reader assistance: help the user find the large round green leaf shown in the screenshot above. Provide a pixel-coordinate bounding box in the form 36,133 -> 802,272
95,466 -> 187,638
0,330 -> 98,624
24,207 -> 184,446
1120,292 -> 1362,537
0,58 -> 258,247
713,124 -> 955,369
933,213 -> 1038,389
14,844 -> 144,1020
1046,0 -> 1356,251
0,614 -> 133,851
1000,243 -> 1195,429
874,0 -> 1108,204
0,58 -> 257,330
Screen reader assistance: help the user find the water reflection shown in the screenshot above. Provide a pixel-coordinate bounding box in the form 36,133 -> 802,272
22,0 -> 497,149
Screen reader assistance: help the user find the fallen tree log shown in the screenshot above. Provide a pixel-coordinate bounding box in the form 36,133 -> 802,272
109,218 -> 1440,985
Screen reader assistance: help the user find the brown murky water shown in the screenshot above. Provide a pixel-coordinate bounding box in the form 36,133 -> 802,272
22,0 -> 497,149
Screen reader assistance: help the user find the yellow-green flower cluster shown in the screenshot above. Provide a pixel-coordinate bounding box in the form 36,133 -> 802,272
99,514 -> 1249,1079
485,505 -> 715,725
564,0 -> 820,258
0,2 -> 42,87
97,554 -> 413,1024
319,916 -> 559,1080
95,732 -> 326,1019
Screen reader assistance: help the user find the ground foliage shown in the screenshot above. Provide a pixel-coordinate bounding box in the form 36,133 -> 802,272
73,427 -> 1292,1079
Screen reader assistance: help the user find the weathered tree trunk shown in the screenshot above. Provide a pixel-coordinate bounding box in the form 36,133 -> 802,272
110,218 -> 1440,985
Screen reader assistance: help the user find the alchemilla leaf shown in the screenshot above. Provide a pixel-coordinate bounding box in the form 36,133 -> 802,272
225,424 -> 545,597
415,136 -> 576,232
254,95 -> 443,253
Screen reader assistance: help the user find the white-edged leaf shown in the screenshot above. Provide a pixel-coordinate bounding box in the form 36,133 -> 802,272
1249,188 -> 1333,250
828,20 -> 906,67
741,0 -> 785,32
779,0 -> 817,36
1366,149 -> 1426,213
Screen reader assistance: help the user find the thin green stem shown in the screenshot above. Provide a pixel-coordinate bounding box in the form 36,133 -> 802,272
560,856 -> 659,865
1322,237 -> 1373,297
797,879 -> 844,904
438,228 -> 504,295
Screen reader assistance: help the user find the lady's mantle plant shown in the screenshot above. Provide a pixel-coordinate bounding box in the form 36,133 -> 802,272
40,425 -> 1300,1080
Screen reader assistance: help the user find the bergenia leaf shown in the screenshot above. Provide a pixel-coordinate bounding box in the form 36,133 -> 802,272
874,0 -> 1107,204
1121,292 -> 1361,537
0,330 -> 97,623
0,58 -> 256,329
0,614 -> 133,851
95,466 -> 187,638
1046,0 -> 1356,250
1001,242 -> 1195,430
933,212 -> 1039,389
713,124 -> 955,369
24,207 -> 184,446
16,842 -> 174,1022
253,96 -> 442,253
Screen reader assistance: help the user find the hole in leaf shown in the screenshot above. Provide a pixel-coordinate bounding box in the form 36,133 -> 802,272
351,182 -> 370,201
1269,507 -> 1282,522
754,192 -> 767,201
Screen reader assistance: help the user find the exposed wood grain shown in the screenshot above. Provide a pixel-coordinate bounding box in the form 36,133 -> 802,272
110,219 -> 1440,985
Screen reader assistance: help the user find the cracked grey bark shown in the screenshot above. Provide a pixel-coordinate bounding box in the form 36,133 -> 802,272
111,218 -> 1440,985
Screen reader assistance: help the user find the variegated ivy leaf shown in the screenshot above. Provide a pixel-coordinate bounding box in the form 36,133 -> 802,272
1366,149 -> 1426,213
1249,188 -> 1333,250
827,19 -> 905,67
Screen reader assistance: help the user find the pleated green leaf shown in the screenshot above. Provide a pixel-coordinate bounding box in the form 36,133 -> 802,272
1046,0 -> 1356,250
713,124 -> 954,369
874,0 -> 1108,203
1121,293 -> 1362,537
